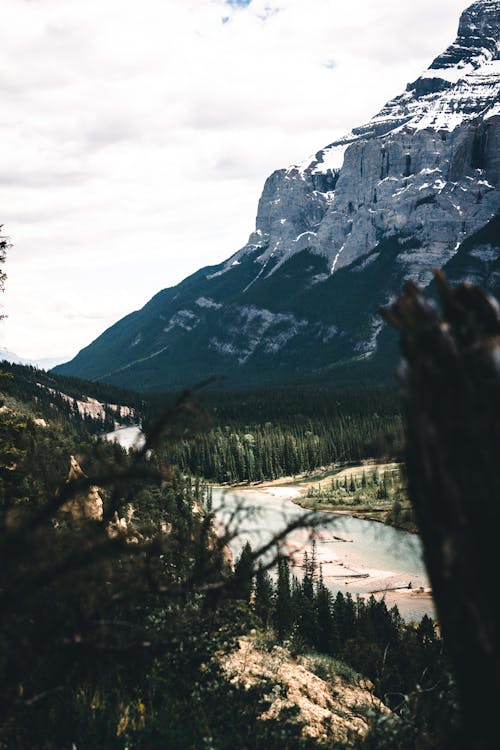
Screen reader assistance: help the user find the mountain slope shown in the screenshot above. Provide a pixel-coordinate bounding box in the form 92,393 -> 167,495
0,361 -> 142,431
56,0 -> 500,390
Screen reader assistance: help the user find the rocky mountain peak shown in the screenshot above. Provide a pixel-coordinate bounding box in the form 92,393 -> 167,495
456,0 -> 500,55
392,0 -> 500,130
221,0 -> 500,280
427,0 -> 500,77
55,1 -> 500,390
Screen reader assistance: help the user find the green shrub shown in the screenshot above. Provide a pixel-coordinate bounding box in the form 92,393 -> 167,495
304,653 -> 362,687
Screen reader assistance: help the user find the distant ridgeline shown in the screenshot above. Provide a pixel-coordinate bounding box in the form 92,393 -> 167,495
55,0 -> 500,391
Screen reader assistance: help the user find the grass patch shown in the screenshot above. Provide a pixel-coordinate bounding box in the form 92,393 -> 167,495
294,462 -> 417,533
304,653 -> 363,687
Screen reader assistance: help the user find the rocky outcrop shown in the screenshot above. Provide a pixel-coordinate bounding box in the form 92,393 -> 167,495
62,455 -> 103,521
223,637 -> 387,744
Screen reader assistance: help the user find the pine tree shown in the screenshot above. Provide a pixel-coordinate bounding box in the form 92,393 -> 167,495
254,563 -> 274,627
315,566 -> 333,654
206,485 -> 213,513
417,614 -> 436,645
274,557 -> 292,640
297,546 -> 319,647
232,541 -> 254,602
332,591 -> 356,643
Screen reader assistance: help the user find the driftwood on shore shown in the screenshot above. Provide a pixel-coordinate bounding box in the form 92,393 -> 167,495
320,535 -> 353,543
369,584 -> 417,595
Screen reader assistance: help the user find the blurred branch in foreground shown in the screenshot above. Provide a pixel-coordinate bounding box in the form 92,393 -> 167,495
0,382 -> 327,747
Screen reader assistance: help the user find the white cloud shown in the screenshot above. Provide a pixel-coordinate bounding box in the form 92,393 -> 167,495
0,0 -> 472,358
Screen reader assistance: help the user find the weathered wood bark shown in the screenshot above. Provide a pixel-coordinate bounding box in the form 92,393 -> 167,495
382,272 -> 500,749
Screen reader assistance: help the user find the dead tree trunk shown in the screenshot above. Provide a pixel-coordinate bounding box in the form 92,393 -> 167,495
382,273 -> 500,750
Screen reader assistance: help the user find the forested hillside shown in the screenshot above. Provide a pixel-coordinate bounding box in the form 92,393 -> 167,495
0,359 -> 458,749
154,385 -> 403,483
1,360 -> 403,485
0,360 -> 143,434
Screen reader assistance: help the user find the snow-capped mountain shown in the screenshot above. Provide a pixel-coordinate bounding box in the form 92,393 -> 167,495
56,0 -> 500,390
226,0 -> 499,282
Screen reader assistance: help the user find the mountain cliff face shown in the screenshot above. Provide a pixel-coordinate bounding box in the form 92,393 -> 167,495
56,0 -> 500,390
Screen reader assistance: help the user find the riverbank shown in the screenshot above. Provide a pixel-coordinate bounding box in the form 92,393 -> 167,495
220,459 -> 417,533
214,483 -> 434,621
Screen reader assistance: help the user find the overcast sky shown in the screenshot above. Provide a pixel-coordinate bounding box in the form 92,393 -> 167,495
0,0 -> 472,361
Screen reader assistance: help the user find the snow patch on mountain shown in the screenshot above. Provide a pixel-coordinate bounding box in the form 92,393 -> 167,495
355,317 -> 385,355
297,142 -> 351,175
420,64 -> 475,84
163,309 -> 199,334
195,296 -> 222,309
209,306 -> 308,364
470,244 -> 499,261
312,143 -> 349,173
486,101 -> 500,118
320,325 -> 339,343
217,1 -> 499,282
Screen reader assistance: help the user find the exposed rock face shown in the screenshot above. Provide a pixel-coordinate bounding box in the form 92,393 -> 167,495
56,0 -> 500,390
227,0 -> 500,284
62,455 -> 103,521
40,384 -> 135,424
223,637 -> 387,744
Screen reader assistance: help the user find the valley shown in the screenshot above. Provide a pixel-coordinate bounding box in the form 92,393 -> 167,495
214,483 -> 432,621
1,1 -> 499,747
1,358 -> 445,747
222,460 -> 415,532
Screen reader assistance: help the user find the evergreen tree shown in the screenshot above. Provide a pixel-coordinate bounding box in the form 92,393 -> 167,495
274,557 -> 292,641
232,541 -> 254,602
254,562 -> 274,627
297,547 -> 319,647
315,566 -> 333,654
332,591 -> 356,644
417,614 -> 436,645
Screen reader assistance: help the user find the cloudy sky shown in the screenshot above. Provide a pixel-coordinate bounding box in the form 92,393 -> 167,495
0,0 -> 471,361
